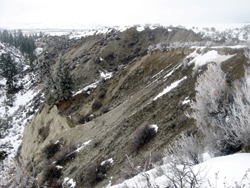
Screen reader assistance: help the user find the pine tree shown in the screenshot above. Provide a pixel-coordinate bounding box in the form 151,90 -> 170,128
54,57 -> 74,101
0,53 -> 18,106
41,57 -> 74,104
2,30 -> 9,43
4,53 -> 17,94
17,29 -> 23,46
9,33 -> 13,45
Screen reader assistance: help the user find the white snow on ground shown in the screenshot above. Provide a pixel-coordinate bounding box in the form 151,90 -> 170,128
34,47 -> 43,56
153,76 -> 187,101
187,49 -> 236,70
63,177 -> 76,188
0,72 -> 38,116
69,27 -> 112,39
101,158 -> 114,166
109,153 -> 250,188
74,70 -> 113,96
149,124 -> 158,133
75,140 -> 91,152
100,71 -> 113,80
74,81 -> 100,96
194,153 -> 250,187
0,44 -> 41,186
182,97 -> 190,105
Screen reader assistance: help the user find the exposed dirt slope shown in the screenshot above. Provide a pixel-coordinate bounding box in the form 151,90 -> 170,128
21,27 -> 248,187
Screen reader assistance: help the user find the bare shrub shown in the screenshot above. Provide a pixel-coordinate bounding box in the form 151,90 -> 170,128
98,88 -> 107,99
165,158 -> 206,188
38,124 -> 50,141
130,124 -> 157,153
121,155 -> 141,180
143,152 -> 163,171
53,143 -> 77,166
121,153 -> 163,180
50,180 -> 63,188
85,164 -> 98,186
42,164 -> 62,185
100,105 -> 109,114
91,99 -> 103,111
42,141 -> 61,160
77,115 -> 85,124
84,160 -> 112,186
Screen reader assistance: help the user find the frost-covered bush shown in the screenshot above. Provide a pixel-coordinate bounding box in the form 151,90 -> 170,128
166,133 -> 204,165
143,152 -> 163,171
147,42 -> 167,53
188,55 -> 250,156
121,152 -> 163,180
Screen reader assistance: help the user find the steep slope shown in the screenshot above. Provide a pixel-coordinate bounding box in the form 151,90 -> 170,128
21,42 -> 248,187
37,27 -> 202,90
1,25 -> 249,187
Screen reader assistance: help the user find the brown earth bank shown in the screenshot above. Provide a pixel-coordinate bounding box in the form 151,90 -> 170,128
20,27 -> 248,187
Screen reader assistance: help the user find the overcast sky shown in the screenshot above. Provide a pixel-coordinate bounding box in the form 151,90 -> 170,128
0,0 -> 250,29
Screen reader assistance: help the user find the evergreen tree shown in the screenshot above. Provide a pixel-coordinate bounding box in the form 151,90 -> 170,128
54,58 -> 74,101
9,33 -> 13,45
0,53 -> 18,106
13,30 -> 18,47
2,30 -> 9,43
4,53 -> 17,94
17,29 -> 23,46
43,57 -> 74,104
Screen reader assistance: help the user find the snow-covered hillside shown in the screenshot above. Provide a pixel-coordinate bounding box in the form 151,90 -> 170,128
0,42 -> 41,184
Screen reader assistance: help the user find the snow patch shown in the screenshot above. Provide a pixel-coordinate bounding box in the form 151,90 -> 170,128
149,124 -> 158,133
153,76 -> 187,101
56,165 -> 63,169
74,70 -> 112,96
194,153 -> 250,187
75,140 -> 91,152
182,97 -> 190,105
187,49 -> 235,70
100,71 -> 113,80
63,177 -> 76,188
34,47 -> 43,56
101,158 -> 114,166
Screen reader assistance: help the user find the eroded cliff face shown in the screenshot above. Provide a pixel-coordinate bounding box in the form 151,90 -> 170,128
21,105 -> 71,169
20,26 -> 248,187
